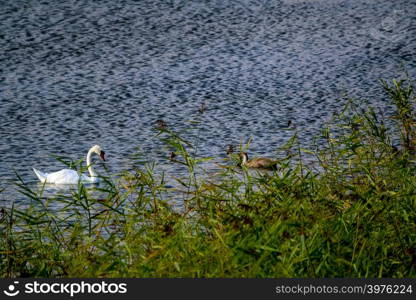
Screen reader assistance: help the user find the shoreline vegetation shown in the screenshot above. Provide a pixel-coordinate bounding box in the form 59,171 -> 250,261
1,77 -> 415,277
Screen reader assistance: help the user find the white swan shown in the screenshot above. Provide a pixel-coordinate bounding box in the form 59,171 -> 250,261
33,145 -> 106,184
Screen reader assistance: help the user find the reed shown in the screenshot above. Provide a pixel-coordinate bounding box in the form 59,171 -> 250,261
0,77 -> 415,277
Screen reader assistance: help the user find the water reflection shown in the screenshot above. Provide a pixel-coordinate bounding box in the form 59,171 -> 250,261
1,0 -> 415,205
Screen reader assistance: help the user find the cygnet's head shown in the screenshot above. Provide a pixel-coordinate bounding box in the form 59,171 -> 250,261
91,145 -> 106,161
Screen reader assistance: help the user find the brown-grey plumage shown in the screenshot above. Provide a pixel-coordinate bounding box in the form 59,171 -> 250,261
238,152 -> 278,170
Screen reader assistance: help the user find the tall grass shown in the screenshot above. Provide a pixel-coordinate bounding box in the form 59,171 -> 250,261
0,78 -> 415,277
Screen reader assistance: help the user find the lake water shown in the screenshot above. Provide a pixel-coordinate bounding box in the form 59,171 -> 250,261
1,0 -> 415,203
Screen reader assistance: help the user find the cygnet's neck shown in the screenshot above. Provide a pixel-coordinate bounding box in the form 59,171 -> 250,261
241,153 -> 248,165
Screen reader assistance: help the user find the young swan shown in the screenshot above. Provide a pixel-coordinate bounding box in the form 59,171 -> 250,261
33,145 -> 106,184
238,152 -> 278,170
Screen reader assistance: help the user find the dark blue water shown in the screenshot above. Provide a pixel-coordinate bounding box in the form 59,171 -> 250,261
1,0 -> 415,202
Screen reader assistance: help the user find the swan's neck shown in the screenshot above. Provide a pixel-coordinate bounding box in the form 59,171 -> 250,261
86,149 -> 97,178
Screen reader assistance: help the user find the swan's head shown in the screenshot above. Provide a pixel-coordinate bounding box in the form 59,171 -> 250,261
91,145 -> 106,161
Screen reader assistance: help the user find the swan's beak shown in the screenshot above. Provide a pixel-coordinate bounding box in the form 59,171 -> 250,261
100,151 -> 106,161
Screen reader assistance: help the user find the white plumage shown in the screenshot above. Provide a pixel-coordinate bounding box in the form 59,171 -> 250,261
33,145 -> 106,184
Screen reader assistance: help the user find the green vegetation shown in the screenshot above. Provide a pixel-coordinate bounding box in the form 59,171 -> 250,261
1,78 -> 415,277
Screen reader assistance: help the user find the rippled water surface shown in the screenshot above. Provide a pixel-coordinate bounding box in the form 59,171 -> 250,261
1,0 -> 416,202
